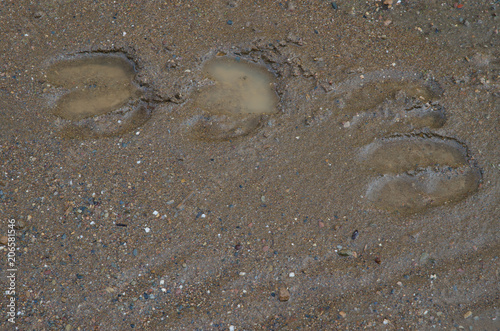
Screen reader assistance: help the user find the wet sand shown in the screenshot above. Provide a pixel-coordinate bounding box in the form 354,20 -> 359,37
0,1 -> 499,330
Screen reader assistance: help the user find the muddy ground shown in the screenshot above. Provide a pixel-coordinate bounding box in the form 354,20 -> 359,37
0,0 -> 499,330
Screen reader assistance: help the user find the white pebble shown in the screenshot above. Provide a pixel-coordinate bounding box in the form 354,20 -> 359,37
289,272 -> 295,278
153,210 -> 159,216
144,227 -> 151,233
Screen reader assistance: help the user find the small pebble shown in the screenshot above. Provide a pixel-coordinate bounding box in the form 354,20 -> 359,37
279,287 -> 290,302
338,249 -> 357,258
464,311 -> 472,319
16,220 -> 26,229
339,311 -> 346,318
0,235 -> 8,245
351,230 -> 359,240
289,272 -> 295,278
227,20 -> 233,25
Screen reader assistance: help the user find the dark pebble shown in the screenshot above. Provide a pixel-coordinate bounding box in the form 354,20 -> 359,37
331,2 -> 338,10
351,230 -> 359,240
374,256 -> 381,264
235,244 -> 242,250
227,20 -> 233,25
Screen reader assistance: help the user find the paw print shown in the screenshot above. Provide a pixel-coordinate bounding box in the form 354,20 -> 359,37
46,53 -> 151,138
336,71 -> 481,214
187,57 -> 278,141
360,134 -> 481,214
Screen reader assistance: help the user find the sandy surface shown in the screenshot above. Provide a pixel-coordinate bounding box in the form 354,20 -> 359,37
1,0 -> 499,330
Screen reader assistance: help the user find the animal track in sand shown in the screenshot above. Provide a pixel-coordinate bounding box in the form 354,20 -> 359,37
46,53 -> 152,138
346,75 -> 482,214
360,135 -> 481,214
189,57 -> 279,141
